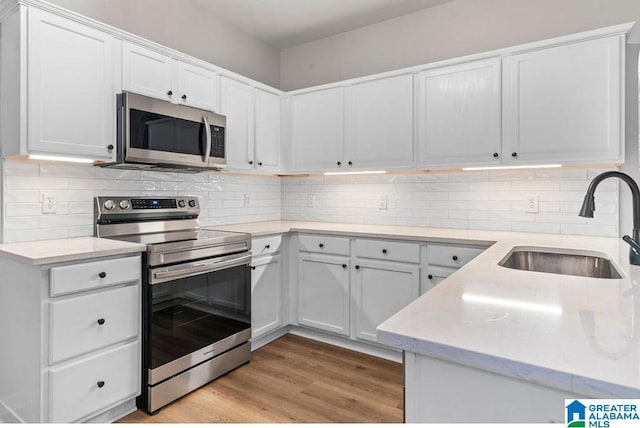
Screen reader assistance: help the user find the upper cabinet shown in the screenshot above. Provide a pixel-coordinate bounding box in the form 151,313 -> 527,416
254,88 -> 282,172
503,35 -> 623,165
417,58 -> 502,169
122,41 -> 219,112
345,74 -> 414,170
1,7 -> 117,161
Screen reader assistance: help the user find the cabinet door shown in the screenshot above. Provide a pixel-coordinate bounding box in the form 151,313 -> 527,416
251,255 -> 282,338
353,259 -> 419,343
417,58 -> 501,168
423,266 -> 456,295
290,87 -> 344,172
297,253 -> 350,336
254,88 -> 281,172
177,62 -> 218,112
220,76 -> 254,170
122,41 -> 176,102
28,8 -> 115,160
345,74 -> 414,170
503,35 -> 623,164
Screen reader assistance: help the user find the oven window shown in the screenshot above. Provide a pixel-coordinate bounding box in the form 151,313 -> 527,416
130,109 -> 206,156
150,265 -> 250,370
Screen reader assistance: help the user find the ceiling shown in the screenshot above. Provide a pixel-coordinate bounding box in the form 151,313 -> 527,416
191,0 -> 454,49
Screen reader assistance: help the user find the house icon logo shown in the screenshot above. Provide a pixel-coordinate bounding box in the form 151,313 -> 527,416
566,400 -> 586,427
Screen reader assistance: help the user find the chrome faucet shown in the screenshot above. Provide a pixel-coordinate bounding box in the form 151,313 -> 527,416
579,171 -> 640,266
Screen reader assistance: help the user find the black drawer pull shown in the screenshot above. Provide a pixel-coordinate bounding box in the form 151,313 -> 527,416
382,249 -> 388,254
319,243 -> 324,248
107,144 -> 114,151
258,162 -> 263,166
97,381 -> 105,388
97,318 -> 105,325
167,90 -> 173,96
98,272 -> 107,279
342,264 -> 347,269
355,265 -> 360,270
492,152 -> 499,158
428,274 -> 433,279
337,161 -> 342,166
250,266 -> 256,270
181,94 -> 187,100
248,160 -> 253,165
348,161 -> 353,165
264,244 -> 270,249
452,255 -> 458,261
511,152 -> 518,157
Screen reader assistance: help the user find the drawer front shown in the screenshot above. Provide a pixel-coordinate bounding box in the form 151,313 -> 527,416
50,255 -> 140,296
252,234 -> 283,256
50,341 -> 139,423
353,238 -> 420,263
428,244 -> 485,268
50,284 -> 139,364
298,234 -> 350,256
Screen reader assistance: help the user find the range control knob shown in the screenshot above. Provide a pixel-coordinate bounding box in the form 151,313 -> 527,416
103,200 -> 115,210
177,200 -> 186,208
188,199 -> 196,208
119,200 -> 130,210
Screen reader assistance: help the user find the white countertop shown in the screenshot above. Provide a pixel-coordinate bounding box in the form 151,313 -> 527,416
0,237 -> 145,265
215,220 -> 640,398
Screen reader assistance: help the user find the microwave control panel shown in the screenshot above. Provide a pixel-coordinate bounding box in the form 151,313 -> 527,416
211,126 -> 225,158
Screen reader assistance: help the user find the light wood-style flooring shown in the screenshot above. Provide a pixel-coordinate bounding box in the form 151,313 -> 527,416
118,334 -> 404,423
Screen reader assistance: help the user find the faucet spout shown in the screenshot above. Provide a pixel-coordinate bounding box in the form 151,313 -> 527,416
579,171 -> 640,266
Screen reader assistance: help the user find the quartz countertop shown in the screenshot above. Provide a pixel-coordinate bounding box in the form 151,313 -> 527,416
0,237 -> 146,265
214,220 -> 640,398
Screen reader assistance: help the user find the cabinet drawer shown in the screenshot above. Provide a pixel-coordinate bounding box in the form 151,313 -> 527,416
50,284 -> 139,364
252,234 -> 282,256
353,238 -> 420,263
50,341 -> 139,423
428,244 -> 485,268
298,234 -> 350,256
50,256 -> 140,296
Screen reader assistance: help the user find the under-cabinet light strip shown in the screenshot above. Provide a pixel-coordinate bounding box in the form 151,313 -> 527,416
324,170 -> 387,176
28,154 -> 96,164
462,164 -> 562,171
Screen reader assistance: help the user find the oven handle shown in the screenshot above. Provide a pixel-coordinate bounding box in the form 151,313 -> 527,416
149,252 -> 251,285
202,115 -> 212,163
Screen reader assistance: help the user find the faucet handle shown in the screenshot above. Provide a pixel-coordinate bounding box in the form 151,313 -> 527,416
623,235 -> 640,265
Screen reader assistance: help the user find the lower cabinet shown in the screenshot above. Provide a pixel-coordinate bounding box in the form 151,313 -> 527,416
297,252 -> 350,336
352,258 -> 419,343
423,266 -> 456,294
251,254 -> 282,338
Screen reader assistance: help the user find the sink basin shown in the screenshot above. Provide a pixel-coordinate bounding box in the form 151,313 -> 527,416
498,247 -> 622,279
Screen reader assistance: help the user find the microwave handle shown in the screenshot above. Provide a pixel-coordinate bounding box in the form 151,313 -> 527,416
202,115 -> 212,163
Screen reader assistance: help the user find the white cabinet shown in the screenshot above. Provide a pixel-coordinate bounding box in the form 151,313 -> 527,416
417,58 -> 502,168
220,76 -> 254,169
251,254 -> 282,339
0,253 -> 141,423
290,87 -> 344,172
1,7 -> 116,161
503,35 -> 623,165
423,243 -> 486,295
122,41 -> 218,111
352,259 -> 419,343
297,252 -> 350,336
253,88 -> 282,172
345,74 -> 414,170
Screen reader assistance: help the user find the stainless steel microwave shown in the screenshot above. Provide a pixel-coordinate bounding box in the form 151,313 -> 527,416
105,92 -> 226,171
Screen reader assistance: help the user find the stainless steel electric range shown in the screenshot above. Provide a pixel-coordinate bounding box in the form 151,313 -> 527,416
94,196 -> 252,414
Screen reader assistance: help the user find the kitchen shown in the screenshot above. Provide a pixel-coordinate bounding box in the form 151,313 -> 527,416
0,0 -> 639,424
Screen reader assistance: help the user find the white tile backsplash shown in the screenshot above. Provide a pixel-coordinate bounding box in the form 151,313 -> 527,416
0,161 -> 620,242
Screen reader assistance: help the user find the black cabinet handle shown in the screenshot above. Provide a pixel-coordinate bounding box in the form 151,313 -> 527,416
98,272 -> 106,279
107,144 -> 114,151
382,249 -> 388,254
97,318 -> 105,325
342,264 -> 347,269
248,160 -> 253,165
355,265 -> 360,270
258,162 -> 263,166
452,255 -> 458,261
319,243 -> 324,248
493,152 -> 499,158
97,381 -> 105,388
348,161 -> 353,165
337,161 -> 342,166
181,94 -> 187,100
511,152 -> 518,157
167,90 -> 173,96
250,266 -> 256,270
264,244 -> 270,249
428,274 -> 433,279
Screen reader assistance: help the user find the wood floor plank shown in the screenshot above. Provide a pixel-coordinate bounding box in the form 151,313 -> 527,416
117,334 -> 404,423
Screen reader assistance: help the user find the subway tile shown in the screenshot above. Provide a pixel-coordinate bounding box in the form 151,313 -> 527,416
5,227 -> 69,243
511,222 -> 560,234
6,203 -> 43,217
4,189 -> 40,203
6,176 -> 68,190
5,216 -> 40,230
95,168 -> 141,180
4,161 -> 40,176
40,163 -> 95,178
68,225 -> 94,238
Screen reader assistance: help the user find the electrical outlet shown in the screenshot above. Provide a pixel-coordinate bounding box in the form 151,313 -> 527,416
307,194 -> 316,208
526,195 -> 539,213
244,193 -> 251,207
43,192 -> 57,213
379,195 -> 388,210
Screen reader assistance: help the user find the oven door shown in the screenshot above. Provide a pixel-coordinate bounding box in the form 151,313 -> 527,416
147,252 -> 251,385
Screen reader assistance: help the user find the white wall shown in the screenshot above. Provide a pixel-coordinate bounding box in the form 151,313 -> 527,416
280,0 -> 640,90
47,0 -> 281,88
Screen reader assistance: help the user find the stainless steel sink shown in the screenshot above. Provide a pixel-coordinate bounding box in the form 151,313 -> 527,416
498,247 -> 622,279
